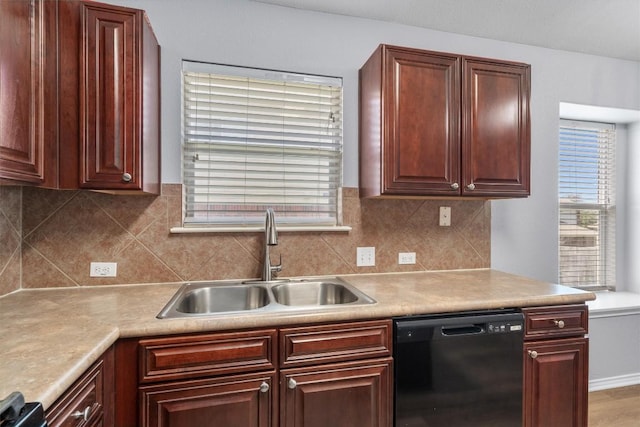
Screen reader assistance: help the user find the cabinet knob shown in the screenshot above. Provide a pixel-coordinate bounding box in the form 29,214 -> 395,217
528,350 -> 538,359
259,381 -> 269,393
466,183 -> 476,191
287,378 -> 297,389
71,406 -> 91,421
450,182 -> 459,190
122,172 -> 132,182
553,319 -> 566,329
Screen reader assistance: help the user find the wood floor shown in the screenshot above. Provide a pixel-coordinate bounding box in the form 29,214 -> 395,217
589,385 -> 640,427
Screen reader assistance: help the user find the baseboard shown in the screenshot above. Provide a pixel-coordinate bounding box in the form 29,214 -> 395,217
589,373 -> 640,391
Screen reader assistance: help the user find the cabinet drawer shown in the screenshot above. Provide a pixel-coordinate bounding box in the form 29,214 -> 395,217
279,320 -> 392,368
522,305 -> 588,340
46,352 -> 109,427
139,329 -> 277,383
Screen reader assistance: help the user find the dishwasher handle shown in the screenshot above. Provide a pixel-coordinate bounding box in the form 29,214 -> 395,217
441,324 -> 484,336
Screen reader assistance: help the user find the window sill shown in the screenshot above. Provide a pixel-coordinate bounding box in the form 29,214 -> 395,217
170,225 -> 352,234
587,291 -> 640,318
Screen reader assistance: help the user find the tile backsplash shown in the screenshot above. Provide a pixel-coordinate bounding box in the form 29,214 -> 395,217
0,186 -> 21,296
0,185 -> 489,294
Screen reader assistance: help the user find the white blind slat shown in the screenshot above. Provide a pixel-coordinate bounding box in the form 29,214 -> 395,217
182,61 -> 343,227
558,120 -> 616,290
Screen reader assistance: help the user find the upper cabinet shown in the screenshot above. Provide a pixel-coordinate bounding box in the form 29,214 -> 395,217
359,44 -> 530,198
0,0 -> 58,186
0,0 -> 160,194
78,2 -> 160,193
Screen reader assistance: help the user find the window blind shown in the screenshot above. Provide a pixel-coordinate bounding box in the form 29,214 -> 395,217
558,120 -> 616,290
182,61 -> 343,227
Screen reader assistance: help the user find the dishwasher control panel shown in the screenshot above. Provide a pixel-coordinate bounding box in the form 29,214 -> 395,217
487,320 -> 523,333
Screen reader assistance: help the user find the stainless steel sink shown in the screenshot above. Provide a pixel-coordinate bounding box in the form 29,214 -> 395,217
157,277 -> 375,319
177,285 -> 269,313
157,283 -> 270,318
271,280 -> 373,306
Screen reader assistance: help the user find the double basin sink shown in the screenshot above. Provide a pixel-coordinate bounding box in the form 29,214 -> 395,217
157,277 -> 376,319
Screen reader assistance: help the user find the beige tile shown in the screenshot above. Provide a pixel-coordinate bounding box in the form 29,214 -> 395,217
79,240 -> 182,286
273,233 -> 352,277
22,187 -> 78,236
0,213 -> 20,274
88,191 -> 165,236
0,186 -> 21,232
10,184 -> 491,289
161,183 -> 182,197
188,235 -> 260,282
23,192 -> 135,284
0,249 -> 21,295
22,244 -> 77,289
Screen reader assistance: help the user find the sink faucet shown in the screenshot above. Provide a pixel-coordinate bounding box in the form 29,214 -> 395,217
262,208 -> 282,281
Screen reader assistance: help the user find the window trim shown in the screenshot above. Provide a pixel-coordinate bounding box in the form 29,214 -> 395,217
558,119 -> 616,291
180,61 -> 345,231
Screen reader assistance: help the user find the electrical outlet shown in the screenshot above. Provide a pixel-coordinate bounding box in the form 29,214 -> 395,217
439,206 -> 451,226
398,252 -> 416,265
356,247 -> 375,267
90,262 -> 117,277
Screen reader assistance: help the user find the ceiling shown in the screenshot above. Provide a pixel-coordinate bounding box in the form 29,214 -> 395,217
253,0 -> 640,62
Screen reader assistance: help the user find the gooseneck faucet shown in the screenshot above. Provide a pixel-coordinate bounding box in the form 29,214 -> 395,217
261,208 -> 282,281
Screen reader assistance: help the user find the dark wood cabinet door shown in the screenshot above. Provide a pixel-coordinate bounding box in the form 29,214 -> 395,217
462,58 -> 531,197
0,0 -> 56,185
523,338 -> 588,427
280,359 -> 392,427
360,45 -> 530,199
140,372 -> 275,427
46,346 -> 114,427
78,1 -> 160,194
80,2 -> 138,190
383,47 -> 461,195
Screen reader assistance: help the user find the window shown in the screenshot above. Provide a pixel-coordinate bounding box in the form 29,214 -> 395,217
558,120 -> 616,290
181,61 -> 343,228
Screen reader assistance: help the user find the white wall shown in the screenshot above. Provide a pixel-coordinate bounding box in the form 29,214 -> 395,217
628,122 -> 640,294
589,313 -> 640,389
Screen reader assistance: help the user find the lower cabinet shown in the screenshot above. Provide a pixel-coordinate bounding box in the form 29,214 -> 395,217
115,319 -> 393,427
522,305 -> 589,427
140,372 -> 275,427
280,360 -> 391,427
46,346 -> 114,427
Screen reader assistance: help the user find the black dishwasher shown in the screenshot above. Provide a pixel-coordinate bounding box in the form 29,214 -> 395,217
394,310 -> 524,427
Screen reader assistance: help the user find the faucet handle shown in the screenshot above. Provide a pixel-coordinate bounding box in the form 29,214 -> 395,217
271,254 -> 283,277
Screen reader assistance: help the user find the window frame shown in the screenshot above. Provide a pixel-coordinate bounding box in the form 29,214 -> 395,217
179,61 -> 346,232
558,119 -> 616,291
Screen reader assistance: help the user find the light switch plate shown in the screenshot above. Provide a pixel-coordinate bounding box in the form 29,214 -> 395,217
356,247 -> 375,267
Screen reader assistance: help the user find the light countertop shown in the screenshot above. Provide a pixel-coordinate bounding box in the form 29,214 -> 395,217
0,268 -> 595,410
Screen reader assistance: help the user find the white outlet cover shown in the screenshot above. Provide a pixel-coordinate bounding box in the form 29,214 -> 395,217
90,262 -> 117,277
398,252 -> 416,265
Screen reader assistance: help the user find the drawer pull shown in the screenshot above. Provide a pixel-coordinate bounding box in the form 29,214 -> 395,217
71,406 -> 91,421
528,350 -> 538,359
553,319 -> 566,329
259,382 -> 269,393
450,182 -> 459,190
287,378 -> 297,389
